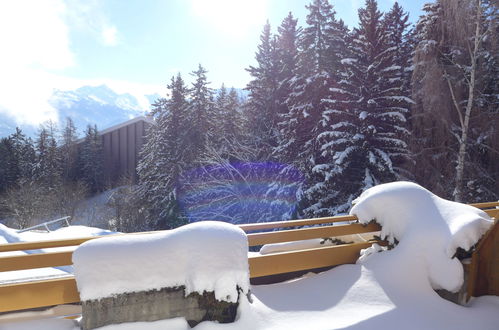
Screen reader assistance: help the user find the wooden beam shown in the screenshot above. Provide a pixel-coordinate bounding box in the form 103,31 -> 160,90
483,209 -> 499,219
248,242 -> 372,278
469,201 -> 499,209
247,223 -> 381,246
0,251 -> 74,272
0,277 -> 80,313
239,215 -> 357,232
0,202 -> 493,253
0,237 -> 99,253
0,242 -> 374,313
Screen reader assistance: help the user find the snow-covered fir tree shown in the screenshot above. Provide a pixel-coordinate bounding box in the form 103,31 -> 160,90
383,1 -> 414,124
79,125 -> 103,193
214,84 -> 244,155
33,121 -> 62,192
0,137 -> 18,194
315,0 -> 412,214
0,128 -> 35,193
137,74 -> 190,229
186,64 -> 215,162
245,21 -> 280,160
275,12 -> 301,121
277,0 -> 350,217
59,117 -> 79,184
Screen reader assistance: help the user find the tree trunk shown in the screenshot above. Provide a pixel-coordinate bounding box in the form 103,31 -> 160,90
453,0 -> 482,202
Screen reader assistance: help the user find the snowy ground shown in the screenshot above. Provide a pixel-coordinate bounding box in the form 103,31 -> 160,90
9,263 -> 498,330
2,182 -> 498,330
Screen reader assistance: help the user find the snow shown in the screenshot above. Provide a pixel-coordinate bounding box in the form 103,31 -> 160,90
259,238 -> 334,255
340,58 -> 357,65
0,224 -> 114,284
350,181 -> 492,292
3,183 -> 499,330
0,318 -> 79,330
259,233 -> 373,255
72,221 -> 249,302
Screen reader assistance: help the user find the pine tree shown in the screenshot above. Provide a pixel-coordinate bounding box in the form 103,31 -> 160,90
275,12 -> 300,120
0,128 -> 35,193
214,85 -> 243,154
384,1 -> 414,116
137,74 -> 190,229
245,21 -> 280,160
315,0 -> 412,215
80,125 -> 103,193
33,121 -> 62,192
0,137 -> 17,194
187,64 -> 215,161
60,117 -> 79,184
278,0 -> 350,217
9,128 -> 36,184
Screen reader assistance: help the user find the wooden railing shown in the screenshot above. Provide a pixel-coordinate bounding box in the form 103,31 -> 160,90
0,201 -> 497,315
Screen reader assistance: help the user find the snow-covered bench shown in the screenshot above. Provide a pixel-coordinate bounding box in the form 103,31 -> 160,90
0,200 -> 497,319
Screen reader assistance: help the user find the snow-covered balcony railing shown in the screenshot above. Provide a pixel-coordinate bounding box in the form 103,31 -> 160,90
0,201 -> 497,317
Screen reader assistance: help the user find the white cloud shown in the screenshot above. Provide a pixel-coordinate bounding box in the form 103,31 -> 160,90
0,0 -> 130,130
65,0 -> 121,47
101,25 -> 119,46
0,0 -> 73,126
190,0 -> 268,37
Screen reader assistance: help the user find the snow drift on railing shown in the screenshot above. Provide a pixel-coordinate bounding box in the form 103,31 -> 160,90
72,221 -> 249,302
350,181 -> 492,292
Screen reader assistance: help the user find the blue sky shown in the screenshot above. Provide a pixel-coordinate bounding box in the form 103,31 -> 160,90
0,0 -> 426,127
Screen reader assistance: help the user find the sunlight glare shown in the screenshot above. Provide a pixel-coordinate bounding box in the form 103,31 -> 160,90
191,0 -> 267,35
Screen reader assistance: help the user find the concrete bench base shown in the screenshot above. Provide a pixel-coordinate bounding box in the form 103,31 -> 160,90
81,286 -> 239,329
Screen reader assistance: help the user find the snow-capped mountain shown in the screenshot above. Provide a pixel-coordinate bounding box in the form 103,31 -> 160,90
0,85 -> 161,138
49,85 -> 160,135
0,84 -> 248,138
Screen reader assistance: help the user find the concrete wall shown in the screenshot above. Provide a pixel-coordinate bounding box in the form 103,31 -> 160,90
81,286 -> 239,330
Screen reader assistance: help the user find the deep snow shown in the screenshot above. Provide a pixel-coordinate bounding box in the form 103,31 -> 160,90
72,221 -> 249,302
1,182 -> 498,330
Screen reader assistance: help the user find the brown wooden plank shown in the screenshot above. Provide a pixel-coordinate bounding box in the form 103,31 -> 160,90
0,277 -> 80,313
248,242 -> 372,278
0,251 -> 74,272
470,201 -> 499,209
483,209 -> 499,219
0,231 -> 164,253
0,237 -> 99,253
247,223 -> 381,247
239,215 -> 358,232
240,202 -> 495,232
469,221 -> 499,297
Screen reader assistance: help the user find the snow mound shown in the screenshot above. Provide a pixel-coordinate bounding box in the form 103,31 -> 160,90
0,224 -> 113,245
350,181 -> 492,292
260,238 -> 333,255
73,221 -> 249,302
